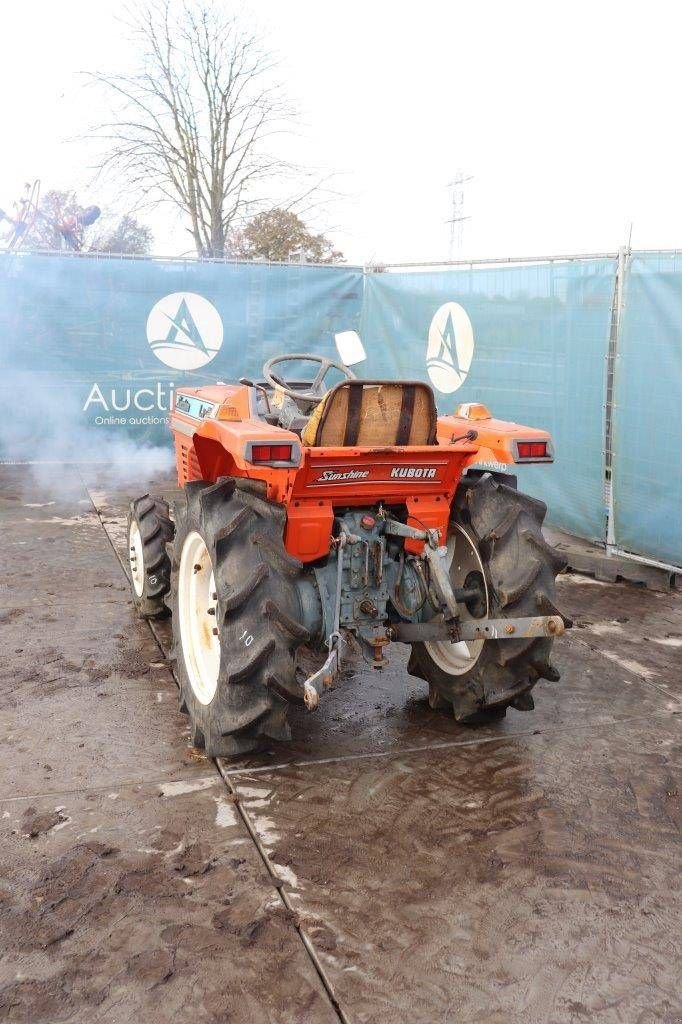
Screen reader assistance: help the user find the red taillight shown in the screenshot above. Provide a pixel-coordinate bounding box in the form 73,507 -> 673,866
516,440 -> 550,460
251,443 -> 293,463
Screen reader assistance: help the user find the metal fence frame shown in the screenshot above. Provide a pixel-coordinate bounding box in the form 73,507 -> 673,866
605,250 -> 682,573
376,248 -> 682,272
373,251 -> 619,271
3,247 -> 365,271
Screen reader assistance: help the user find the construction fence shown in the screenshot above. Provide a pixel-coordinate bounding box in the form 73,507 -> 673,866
0,249 -> 680,568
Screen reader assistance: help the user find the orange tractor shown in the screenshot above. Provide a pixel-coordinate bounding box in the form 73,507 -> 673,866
127,336 -> 569,756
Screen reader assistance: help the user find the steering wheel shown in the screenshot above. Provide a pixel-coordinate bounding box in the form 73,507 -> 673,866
262,352 -> 356,409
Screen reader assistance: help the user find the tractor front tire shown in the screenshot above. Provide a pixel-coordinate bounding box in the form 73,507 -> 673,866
127,494 -> 174,618
169,478 -> 309,758
408,472 -> 567,723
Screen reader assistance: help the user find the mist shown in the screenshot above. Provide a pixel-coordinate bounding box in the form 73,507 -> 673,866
0,371 -> 174,500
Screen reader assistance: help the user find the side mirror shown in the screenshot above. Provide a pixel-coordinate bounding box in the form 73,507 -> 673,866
335,330 -> 367,367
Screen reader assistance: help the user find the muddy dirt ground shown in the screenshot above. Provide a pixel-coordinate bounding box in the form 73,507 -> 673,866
1,464 -> 680,1024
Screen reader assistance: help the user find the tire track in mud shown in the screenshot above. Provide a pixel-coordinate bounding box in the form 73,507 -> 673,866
566,632 -> 682,709
213,706 -> 681,778
82,475 -> 352,1024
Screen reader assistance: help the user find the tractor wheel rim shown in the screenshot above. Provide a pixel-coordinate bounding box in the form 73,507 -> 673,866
425,523 -> 489,675
129,520 -> 145,598
178,531 -> 220,706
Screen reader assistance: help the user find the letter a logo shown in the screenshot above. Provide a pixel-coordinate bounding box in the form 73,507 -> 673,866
426,302 -> 474,393
146,292 -> 223,369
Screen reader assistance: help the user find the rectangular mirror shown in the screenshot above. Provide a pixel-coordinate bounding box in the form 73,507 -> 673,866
335,330 -> 367,366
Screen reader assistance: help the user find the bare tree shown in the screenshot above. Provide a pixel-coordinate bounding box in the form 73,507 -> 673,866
92,1 -> 292,257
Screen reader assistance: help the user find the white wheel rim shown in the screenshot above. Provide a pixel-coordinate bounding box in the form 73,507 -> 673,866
129,520 -> 145,598
178,531 -> 220,705
425,523 -> 489,675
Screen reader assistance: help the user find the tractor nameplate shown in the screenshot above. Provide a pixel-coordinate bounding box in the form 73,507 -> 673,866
315,469 -> 370,483
389,466 -> 437,479
308,460 -> 447,488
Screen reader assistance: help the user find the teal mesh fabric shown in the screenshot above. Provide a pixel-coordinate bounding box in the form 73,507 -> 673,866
0,253 -> 363,449
613,254 -> 682,565
360,261 -> 616,539
9,252 -> 666,560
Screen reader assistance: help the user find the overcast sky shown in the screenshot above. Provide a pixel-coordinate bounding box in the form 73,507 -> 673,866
1,0 -> 679,264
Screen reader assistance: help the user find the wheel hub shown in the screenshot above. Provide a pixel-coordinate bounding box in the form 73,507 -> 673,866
462,570 -> 486,619
178,531 -> 220,705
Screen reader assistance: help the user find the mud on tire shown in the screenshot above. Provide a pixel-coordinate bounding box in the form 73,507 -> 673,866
169,478 -> 309,758
408,472 -> 567,723
127,494 -> 174,618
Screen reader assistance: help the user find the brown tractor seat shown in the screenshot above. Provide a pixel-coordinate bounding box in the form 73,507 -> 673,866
300,380 -> 438,447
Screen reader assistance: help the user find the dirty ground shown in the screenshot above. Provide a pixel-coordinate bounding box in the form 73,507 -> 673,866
0,464 -> 680,1024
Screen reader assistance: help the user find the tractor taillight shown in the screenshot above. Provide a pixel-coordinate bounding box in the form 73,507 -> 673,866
514,439 -> 553,462
250,443 -> 294,464
518,441 -> 546,459
244,440 -> 300,467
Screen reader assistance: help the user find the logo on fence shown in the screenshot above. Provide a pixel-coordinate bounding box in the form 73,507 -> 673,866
146,292 -> 223,370
426,302 -> 474,392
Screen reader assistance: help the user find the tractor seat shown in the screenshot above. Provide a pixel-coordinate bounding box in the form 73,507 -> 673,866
300,380 -> 437,447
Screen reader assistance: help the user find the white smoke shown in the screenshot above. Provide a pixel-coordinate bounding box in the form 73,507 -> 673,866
0,370 -> 174,498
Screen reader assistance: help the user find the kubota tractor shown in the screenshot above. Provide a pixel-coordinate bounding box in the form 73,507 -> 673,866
127,334 -> 569,757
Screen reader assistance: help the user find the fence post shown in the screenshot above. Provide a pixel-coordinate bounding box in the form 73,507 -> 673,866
604,246 -> 628,553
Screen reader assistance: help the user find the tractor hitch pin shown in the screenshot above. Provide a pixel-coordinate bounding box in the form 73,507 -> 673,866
371,635 -> 390,669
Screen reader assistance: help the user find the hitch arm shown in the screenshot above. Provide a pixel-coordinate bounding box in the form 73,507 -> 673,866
388,614 -> 566,643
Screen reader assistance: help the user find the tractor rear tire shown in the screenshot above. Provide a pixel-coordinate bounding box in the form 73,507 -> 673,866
408,472 -> 567,723
127,494 -> 174,618
169,478 -> 309,758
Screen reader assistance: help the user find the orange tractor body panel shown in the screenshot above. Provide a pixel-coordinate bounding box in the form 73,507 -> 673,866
170,383 -> 552,563
437,412 -> 552,473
